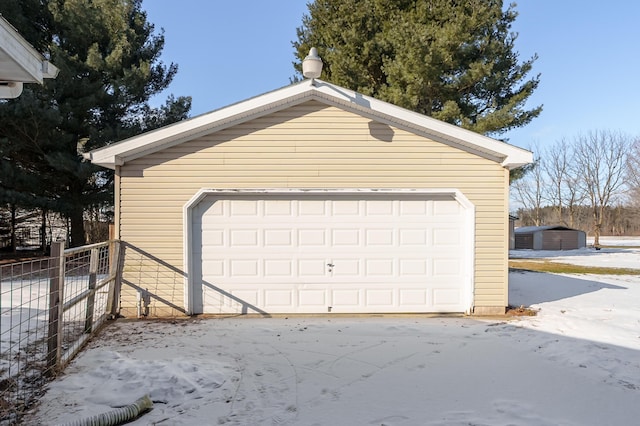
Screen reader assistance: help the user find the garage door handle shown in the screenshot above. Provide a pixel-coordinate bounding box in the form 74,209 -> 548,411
327,263 -> 334,268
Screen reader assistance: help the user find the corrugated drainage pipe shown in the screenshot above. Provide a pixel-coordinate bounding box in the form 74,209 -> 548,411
57,395 -> 153,426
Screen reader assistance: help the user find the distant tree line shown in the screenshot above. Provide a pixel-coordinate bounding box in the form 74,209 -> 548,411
511,130 -> 640,245
514,205 -> 640,237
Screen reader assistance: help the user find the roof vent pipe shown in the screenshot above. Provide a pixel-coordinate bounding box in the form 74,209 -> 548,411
302,47 -> 323,80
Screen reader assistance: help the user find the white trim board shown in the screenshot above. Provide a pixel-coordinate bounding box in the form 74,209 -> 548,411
87,80 -> 532,170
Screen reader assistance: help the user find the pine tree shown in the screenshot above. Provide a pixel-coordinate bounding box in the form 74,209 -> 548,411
0,0 -> 191,247
293,0 -> 541,137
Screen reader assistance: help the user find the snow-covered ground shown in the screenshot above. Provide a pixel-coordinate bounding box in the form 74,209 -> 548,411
510,237 -> 640,269
588,236 -> 640,246
27,242 -> 640,426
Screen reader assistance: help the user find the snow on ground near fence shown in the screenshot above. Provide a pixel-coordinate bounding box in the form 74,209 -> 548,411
0,274 -> 108,383
27,242 -> 640,426
0,276 -> 100,345
1,278 -> 50,343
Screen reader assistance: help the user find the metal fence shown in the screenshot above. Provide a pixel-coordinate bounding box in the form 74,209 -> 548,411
0,240 -> 121,425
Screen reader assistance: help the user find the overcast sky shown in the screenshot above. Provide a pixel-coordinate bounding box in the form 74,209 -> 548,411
143,1 -> 640,152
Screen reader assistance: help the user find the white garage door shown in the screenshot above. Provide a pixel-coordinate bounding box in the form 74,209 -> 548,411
191,193 -> 471,314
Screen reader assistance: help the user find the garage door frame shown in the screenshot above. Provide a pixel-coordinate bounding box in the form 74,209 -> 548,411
183,188 -> 475,315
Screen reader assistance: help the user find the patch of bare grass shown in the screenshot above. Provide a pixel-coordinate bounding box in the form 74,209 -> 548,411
509,259 -> 640,275
506,305 -> 538,316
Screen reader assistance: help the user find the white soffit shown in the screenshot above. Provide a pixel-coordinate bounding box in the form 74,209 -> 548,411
0,16 -> 59,87
85,79 -> 533,170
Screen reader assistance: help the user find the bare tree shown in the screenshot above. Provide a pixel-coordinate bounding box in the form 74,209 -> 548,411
512,146 -> 545,225
626,138 -> 640,205
550,140 -> 589,228
565,160 -> 588,228
543,140 -> 571,224
573,130 -> 631,246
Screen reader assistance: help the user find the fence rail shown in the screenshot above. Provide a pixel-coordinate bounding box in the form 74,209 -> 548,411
0,240 -> 122,425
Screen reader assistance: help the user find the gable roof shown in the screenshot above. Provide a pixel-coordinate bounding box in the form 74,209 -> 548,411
85,79 -> 533,170
515,225 -> 585,234
0,15 -> 58,92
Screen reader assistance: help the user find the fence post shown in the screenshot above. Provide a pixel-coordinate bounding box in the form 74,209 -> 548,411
106,240 -> 121,318
46,241 -> 65,376
84,248 -> 99,333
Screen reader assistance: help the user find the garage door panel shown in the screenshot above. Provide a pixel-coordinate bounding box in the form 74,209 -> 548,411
399,259 -> 428,276
195,194 -> 470,313
331,259 -> 360,276
433,288 -> 462,306
264,229 -> 292,246
202,259 -> 224,276
399,229 -> 428,245
230,229 -> 258,246
199,200 -> 223,217
264,199 -> 292,216
230,259 -> 259,276
399,289 -> 428,305
365,229 -> 394,245
332,289 -> 361,306
226,290 -> 259,310
298,229 -> 327,246
299,200 -> 326,215
229,200 -> 258,216
365,200 -> 394,215
366,289 -> 394,306
433,228 -> 461,246
298,259 -> 328,277
265,290 -> 292,306
365,259 -> 394,276
332,200 -> 360,215
299,289 -> 326,306
332,229 -> 361,246
202,283 -> 465,314
433,258 -> 462,276
264,259 -> 293,276
433,199 -> 462,215
202,229 -> 224,246
400,200 -> 428,215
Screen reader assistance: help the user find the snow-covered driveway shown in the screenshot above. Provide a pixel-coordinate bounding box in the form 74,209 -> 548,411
30,313 -> 640,425
29,244 -> 640,425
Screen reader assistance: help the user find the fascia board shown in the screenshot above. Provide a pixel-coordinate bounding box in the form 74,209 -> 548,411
87,78 -> 532,170
312,81 -> 533,169
86,81 -> 316,169
0,17 -> 58,84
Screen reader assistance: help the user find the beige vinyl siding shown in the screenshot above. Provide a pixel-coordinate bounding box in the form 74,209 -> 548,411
118,100 -> 508,316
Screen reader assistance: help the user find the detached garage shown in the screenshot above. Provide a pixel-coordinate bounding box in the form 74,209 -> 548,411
86,79 -> 532,316
514,226 -> 587,250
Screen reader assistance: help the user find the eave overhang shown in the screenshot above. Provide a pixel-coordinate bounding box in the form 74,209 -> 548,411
85,79 -> 533,170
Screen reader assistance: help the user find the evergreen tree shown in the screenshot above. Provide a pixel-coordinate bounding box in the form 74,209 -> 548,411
293,0 -> 541,137
0,0 -> 191,247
